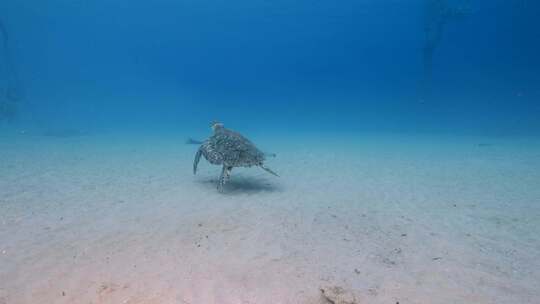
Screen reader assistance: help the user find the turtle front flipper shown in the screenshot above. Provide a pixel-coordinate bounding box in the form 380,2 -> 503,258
193,146 -> 203,175
217,165 -> 233,192
260,164 -> 279,177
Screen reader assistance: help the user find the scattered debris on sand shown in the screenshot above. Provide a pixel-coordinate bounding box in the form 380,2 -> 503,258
320,285 -> 359,304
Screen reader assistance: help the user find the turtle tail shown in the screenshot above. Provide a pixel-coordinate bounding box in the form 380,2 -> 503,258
260,164 -> 279,177
193,147 -> 203,175
264,152 -> 277,158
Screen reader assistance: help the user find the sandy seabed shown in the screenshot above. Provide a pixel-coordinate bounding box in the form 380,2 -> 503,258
1,131 -> 539,304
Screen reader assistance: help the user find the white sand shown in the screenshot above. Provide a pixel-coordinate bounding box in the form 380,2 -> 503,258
1,131 -> 540,304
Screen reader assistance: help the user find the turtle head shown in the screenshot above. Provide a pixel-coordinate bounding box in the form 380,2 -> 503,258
211,121 -> 224,132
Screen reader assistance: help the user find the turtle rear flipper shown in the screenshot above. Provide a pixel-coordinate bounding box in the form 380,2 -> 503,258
260,164 -> 279,177
193,147 -> 203,175
217,165 -> 233,192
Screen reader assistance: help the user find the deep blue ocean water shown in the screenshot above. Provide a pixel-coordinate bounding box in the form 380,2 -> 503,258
1,0 -> 539,137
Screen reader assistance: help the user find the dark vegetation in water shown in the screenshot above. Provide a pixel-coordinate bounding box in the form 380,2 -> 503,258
421,0 -> 471,99
0,18 -> 23,122
0,96 -> 17,122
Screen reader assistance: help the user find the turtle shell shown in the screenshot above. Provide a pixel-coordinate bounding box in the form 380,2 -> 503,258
203,126 -> 265,168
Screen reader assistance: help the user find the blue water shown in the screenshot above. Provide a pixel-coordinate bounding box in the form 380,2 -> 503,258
1,0 -> 539,136
2,2 -> 540,303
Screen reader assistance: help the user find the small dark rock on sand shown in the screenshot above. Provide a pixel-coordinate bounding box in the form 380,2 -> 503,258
320,286 -> 359,304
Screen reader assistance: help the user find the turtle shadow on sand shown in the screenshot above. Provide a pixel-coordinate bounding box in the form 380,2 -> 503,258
196,175 -> 281,194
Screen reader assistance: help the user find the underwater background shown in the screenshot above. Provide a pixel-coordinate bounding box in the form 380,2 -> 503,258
1,1 -> 540,304
1,0 -> 539,136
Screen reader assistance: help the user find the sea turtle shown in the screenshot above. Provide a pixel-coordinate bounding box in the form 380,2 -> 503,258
192,122 -> 278,192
